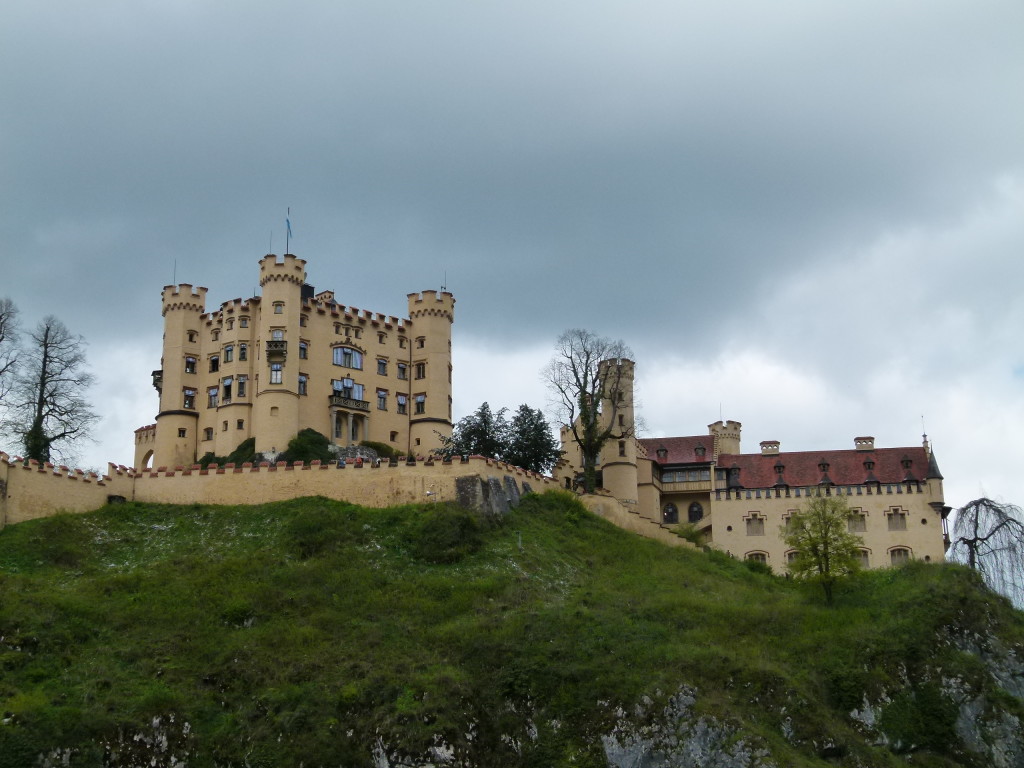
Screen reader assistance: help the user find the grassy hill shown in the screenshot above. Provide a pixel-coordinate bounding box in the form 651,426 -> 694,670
0,491 -> 1022,767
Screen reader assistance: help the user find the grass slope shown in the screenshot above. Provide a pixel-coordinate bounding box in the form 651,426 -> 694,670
0,491 -> 1021,767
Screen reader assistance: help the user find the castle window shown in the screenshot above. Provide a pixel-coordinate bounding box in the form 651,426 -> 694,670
397,363 -> 408,380
203,427 -> 213,441
207,387 -> 219,408
377,389 -> 388,410
298,374 -> 307,396
187,331 -> 198,343
237,419 -> 244,430
239,317 -> 248,328
414,394 -> 426,414
746,515 -> 765,536
888,510 -> 907,531
209,356 -> 219,373
224,345 -> 233,363
183,388 -> 196,409
890,547 -> 911,566
416,336 -> 425,349
212,330 -> 219,341
448,364 -> 452,383
300,315 -> 307,327
226,319 -> 233,330
618,441 -> 626,456
746,552 -> 768,564
618,414 -> 625,427
396,394 -> 408,414
239,344 -> 247,362
848,513 -> 867,532
222,421 -> 228,432
377,359 -> 388,376
688,502 -> 704,523
662,503 -> 678,524
222,377 -> 232,403
237,376 -> 247,398
378,332 -> 386,344
786,550 -> 798,565
270,363 -> 282,385
184,357 -> 196,374
272,329 -> 284,341
399,337 -> 407,349
333,347 -> 363,369
178,428 -> 187,438
858,549 -> 870,568
390,431 -> 398,442
274,302 -> 284,314
414,362 -> 426,379
299,342 -> 308,359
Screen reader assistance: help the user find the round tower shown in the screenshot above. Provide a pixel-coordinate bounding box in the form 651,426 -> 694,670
253,254 -> 307,456
598,357 -> 639,506
154,283 -> 208,468
405,290 -> 455,455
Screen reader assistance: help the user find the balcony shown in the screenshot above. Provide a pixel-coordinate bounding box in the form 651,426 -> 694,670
265,340 -> 287,361
151,369 -> 163,394
329,394 -> 370,412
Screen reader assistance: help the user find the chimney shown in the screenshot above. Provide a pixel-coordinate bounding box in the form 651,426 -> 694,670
760,440 -> 780,456
855,436 -> 875,451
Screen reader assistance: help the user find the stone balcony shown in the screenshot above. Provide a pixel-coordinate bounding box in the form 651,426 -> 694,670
329,394 -> 370,412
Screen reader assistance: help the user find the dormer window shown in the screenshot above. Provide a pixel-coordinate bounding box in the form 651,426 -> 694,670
775,462 -> 785,475
695,444 -> 706,458
818,460 -> 830,473
901,456 -> 913,470
656,447 -> 668,460
864,459 -> 875,471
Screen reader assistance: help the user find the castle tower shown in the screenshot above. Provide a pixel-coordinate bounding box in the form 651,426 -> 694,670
153,283 -> 208,468
405,290 -> 455,455
708,420 -> 742,458
598,357 -> 639,506
253,254 -> 306,455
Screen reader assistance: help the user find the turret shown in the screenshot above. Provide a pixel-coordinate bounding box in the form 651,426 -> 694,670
153,283 -> 208,468
598,358 -> 639,506
405,290 -> 455,454
709,420 -> 742,458
253,255 -> 306,455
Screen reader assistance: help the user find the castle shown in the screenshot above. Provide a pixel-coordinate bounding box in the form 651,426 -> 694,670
134,254 -> 455,469
555,359 -> 950,571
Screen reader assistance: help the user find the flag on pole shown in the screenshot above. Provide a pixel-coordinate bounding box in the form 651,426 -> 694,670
286,216 -> 293,240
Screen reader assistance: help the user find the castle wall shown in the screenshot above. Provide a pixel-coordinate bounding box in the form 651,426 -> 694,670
0,451 -> 559,529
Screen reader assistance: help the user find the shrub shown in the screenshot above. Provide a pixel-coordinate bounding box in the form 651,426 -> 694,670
360,440 -> 400,459
277,429 -> 334,465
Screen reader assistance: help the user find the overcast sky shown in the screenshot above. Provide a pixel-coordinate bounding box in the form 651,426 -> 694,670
1,0 -> 1021,512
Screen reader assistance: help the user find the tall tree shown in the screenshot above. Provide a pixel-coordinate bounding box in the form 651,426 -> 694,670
2,316 -> 98,463
504,404 -> 562,474
949,498 -> 1024,606
543,329 -> 634,493
783,495 -> 864,605
443,402 -> 509,459
0,297 -> 18,403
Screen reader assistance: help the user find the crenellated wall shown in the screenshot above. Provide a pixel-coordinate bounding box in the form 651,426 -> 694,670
0,450 -> 560,529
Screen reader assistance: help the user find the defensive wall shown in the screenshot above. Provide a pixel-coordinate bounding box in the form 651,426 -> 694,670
0,451 -> 561,529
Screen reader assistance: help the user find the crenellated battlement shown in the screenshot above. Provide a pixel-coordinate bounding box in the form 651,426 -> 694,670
259,254 -> 307,286
407,290 -> 455,322
161,284 -> 208,315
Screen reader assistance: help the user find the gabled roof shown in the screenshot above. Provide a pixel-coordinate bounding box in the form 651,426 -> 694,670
718,446 -> 933,488
638,436 -> 712,465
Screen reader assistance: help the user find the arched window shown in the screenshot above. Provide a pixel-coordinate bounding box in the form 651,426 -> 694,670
662,503 -> 678,524
333,346 -> 363,369
746,552 -> 768,564
688,502 -> 704,523
890,547 -> 911,566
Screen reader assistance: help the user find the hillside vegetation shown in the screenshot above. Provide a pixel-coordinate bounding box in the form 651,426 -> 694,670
0,492 -> 1022,767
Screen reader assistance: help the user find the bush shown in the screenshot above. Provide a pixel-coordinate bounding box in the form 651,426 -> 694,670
360,440 -> 400,459
277,429 -> 334,465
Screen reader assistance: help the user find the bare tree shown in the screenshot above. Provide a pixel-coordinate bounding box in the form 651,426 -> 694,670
2,316 -> 98,463
0,297 -> 18,403
544,329 -> 634,493
949,498 -> 1024,606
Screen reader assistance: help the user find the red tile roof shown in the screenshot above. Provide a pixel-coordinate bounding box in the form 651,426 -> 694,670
719,446 -> 931,488
638,436 -> 712,465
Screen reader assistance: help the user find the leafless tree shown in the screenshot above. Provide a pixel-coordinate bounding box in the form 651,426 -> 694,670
0,297 -> 19,403
544,329 -> 634,493
949,498 -> 1024,606
2,316 -> 98,464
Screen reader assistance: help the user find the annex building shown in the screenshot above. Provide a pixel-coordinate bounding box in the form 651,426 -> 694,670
134,254 -> 454,469
557,359 -> 951,572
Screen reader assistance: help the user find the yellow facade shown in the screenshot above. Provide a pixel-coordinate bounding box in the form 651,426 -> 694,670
136,254 -> 454,469
557,359 -> 951,572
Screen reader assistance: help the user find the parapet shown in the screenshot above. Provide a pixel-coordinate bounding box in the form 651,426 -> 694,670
259,254 -> 307,287
407,290 -> 455,322
161,284 -> 208,315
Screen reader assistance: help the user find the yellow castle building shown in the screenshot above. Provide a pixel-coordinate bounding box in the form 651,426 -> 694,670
557,358 -> 951,571
134,254 -> 454,469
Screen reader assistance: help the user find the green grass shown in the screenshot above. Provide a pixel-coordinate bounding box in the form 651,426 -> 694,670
0,491 -> 1021,766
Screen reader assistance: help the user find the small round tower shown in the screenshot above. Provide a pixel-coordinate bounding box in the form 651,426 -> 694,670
153,283 -> 208,468
405,290 -> 455,455
598,357 -> 639,506
253,254 -> 306,456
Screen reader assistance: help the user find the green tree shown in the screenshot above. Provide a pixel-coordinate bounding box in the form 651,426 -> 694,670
504,404 -> 561,474
783,495 -> 863,605
2,316 -> 97,463
443,402 -> 509,459
543,329 -> 633,493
